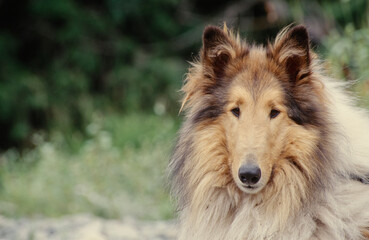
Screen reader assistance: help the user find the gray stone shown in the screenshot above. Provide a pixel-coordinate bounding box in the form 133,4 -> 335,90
0,214 -> 177,240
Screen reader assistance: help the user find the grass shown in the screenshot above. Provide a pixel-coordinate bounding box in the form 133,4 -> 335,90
0,112 -> 180,220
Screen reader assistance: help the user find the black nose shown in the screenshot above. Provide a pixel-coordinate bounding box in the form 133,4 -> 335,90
238,164 -> 261,185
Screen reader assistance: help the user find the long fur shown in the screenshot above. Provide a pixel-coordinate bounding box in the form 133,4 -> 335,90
169,24 -> 369,240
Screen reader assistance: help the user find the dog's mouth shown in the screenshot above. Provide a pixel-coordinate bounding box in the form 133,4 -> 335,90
238,183 -> 264,194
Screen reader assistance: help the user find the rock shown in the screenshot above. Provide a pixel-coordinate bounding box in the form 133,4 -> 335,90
0,214 -> 177,240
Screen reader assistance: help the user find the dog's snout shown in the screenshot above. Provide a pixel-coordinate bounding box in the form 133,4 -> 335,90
238,164 -> 261,185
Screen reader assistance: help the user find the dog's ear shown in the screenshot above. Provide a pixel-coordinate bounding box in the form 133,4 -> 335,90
180,25 -> 241,113
272,25 -> 311,84
202,25 -> 235,78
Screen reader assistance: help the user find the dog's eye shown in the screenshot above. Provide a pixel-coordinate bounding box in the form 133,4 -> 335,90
231,107 -> 240,117
270,109 -> 280,119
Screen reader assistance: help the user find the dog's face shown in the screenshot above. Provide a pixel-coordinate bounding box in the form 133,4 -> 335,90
181,25 -> 326,195
223,65 -> 291,193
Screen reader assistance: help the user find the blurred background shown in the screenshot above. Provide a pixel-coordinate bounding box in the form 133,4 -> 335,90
0,0 -> 369,222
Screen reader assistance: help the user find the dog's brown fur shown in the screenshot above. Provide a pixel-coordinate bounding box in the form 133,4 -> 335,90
170,25 -> 369,239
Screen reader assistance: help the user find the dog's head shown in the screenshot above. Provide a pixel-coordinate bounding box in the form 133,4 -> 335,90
181,25 -> 328,195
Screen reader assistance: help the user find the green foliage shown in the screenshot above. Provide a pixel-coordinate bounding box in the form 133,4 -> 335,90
0,0 -> 184,149
323,25 -> 369,106
2,0 -> 369,149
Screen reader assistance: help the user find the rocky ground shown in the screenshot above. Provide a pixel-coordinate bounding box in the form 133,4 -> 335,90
0,214 -> 177,240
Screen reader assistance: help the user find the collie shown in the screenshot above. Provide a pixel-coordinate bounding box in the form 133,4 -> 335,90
169,25 -> 369,239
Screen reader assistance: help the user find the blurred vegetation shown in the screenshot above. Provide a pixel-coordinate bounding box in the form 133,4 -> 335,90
1,0 -> 369,149
324,25 -> 369,106
0,0 -> 369,219
0,0 -> 186,149
0,114 -> 179,219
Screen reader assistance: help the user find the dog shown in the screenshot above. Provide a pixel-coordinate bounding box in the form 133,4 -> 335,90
169,24 -> 369,239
